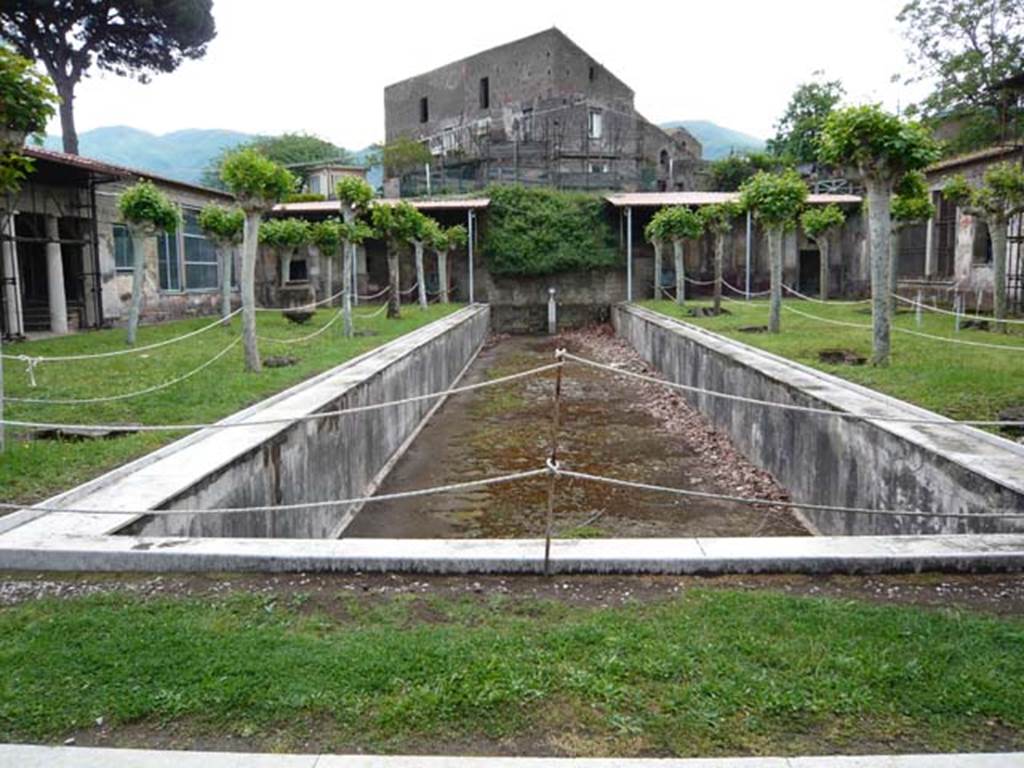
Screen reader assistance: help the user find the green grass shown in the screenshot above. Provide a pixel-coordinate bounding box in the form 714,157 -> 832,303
1,305 -> 461,504
1,589 -> 1022,755
641,298 -> 1024,424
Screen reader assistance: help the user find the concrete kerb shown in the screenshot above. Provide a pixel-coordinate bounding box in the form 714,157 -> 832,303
2,745 -> 1023,767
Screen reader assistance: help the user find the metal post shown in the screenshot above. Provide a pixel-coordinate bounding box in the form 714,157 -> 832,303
424,163 -> 431,196
467,209 -> 475,304
544,349 -> 564,576
625,206 -> 633,302
915,289 -> 923,327
547,287 -> 557,335
954,293 -> 962,333
745,209 -> 753,300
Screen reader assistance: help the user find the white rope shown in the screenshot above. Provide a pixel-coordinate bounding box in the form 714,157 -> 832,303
552,465 -> 1024,521
783,304 -> 1024,352
354,303 -> 389,320
254,287 -> 347,312
0,361 -> 564,433
783,284 -> 871,304
5,337 -> 241,405
892,293 -> 1024,325
399,282 -> 419,296
14,355 -> 40,387
684,276 -> 716,286
258,307 -> 345,344
0,467 -> 548,517
722,279 -> 770,297
357,286 -> 390,301
561,352 -> 1024,427
0,308 -> 243,364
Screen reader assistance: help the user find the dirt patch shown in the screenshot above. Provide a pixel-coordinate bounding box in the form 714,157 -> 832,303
263,355 -> 299,368
818,348 -> 867,366
738,324 -> 769,333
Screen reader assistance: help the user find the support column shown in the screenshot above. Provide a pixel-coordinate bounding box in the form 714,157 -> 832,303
1,212 -> 23,338
924,213 -> 936,278
626,206 -> 633,301
45,214 -> 68,334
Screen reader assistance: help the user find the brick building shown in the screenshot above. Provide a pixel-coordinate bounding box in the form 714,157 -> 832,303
384,28 -> 702,195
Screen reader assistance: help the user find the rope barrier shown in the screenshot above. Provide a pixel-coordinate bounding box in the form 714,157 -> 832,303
399,282 -> 419,296
0,361 -> 564,433
722,279 -> 770,297
0,468 -> 549,516
782,284 -> 871,304
683,276 -> 716,286
5,338 -> 241,405
561,352 -> 1024,427
783,304 -> 1024,352
892,293 -> 1024,326
357,286 -> 390,301
0,308 -> 243,364
254,287 -> 347,312
257,307 -> 346,344
354,303 -> 389,320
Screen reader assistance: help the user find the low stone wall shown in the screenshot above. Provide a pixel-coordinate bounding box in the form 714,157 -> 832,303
2,307 -> 489,542
613,304 -> 1024,535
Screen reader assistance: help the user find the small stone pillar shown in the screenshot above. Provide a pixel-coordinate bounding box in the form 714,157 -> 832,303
45,214 -> 68,334
547,287 -> 557,335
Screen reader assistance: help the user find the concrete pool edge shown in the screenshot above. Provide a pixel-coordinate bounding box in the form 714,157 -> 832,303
1,531 -> 1023,574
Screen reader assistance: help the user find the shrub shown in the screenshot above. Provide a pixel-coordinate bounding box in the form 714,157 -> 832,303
482,186 -> 618,276
118,180 -> 180,233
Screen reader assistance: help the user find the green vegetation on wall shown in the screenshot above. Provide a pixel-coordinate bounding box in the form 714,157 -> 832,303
482,186 -> 618,276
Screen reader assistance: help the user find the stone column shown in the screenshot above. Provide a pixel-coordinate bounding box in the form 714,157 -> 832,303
1,212 -> 23,337
923,214 -> 936,278
45,214 -> 68,334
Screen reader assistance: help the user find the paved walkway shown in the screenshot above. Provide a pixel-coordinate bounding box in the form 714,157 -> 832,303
3,745 -> 1023,767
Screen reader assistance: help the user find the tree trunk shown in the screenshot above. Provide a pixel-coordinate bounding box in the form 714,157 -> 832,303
126,229 -> 147,345
324,250 -> 333,307
768,226 -> 782,333
888,225 -> 901,314
713,234 -> 724,314
387,242 -> 401,319
437,249 -> 449,304
414,240 -> 427,309
988,215 -> 1008,331
342,241 -> 353,337
673,239 -> 685,306
241,211 -> 262,372
220,244 -> 232,323
653,241 -> 663,299
864,178 -> 893,366
54,77 -> 79,155
818,236 -> 830,301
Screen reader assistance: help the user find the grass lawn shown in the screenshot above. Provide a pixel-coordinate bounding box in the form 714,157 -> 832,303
1,304 -> 461,504
642,298 -> 1024,425
0,588 -> 1022,755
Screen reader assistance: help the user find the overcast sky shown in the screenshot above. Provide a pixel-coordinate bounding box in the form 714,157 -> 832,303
49,0 -> 930,150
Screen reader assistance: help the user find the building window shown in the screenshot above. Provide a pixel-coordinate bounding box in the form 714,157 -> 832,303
479,77 -> 490,109
588,109 -> 603,139
588,65 -> 596,83
113,224 -> 134,272
307,174 -> 321,195
182,208 -> 219,290
520,108 -> 533,141
589,162 -> 609,174
419,97 -> 429,123
158,231 -> 180,291
973,219 -> 994,265
288,258 -> 308,282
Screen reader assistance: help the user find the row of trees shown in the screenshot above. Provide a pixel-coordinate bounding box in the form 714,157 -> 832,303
116,152 -> 466,373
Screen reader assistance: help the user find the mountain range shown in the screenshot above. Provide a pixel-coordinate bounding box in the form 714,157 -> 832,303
43,120 -> 764,188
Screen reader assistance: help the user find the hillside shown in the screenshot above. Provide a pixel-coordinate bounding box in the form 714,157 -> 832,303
662,120 -> 764,160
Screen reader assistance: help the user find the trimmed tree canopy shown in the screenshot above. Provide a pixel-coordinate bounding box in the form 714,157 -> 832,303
259,217 -> 311,249
649,206 -> 703,242
336,176 -> 375,211
443,224 -> 468,251
310,219 -> 342,255
739,169 -> 808,228
370,201 -> 424,245
482,186 -> 618,276
0,46 -> 57,136
340,219 -> 374,246
818,105 -> 941,180
221,149 -> 296,210
801,204 -> 846,239
118,180 -> 179,233
699,201 -> 743,234
945,162 -> 1024,220
891,171 -> 935,224
198,204 -> 244,245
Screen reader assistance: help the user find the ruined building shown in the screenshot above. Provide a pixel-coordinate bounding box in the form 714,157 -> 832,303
384,28 -> 703,195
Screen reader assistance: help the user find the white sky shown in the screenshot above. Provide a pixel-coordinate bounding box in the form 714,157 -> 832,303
49,0 -> 931,150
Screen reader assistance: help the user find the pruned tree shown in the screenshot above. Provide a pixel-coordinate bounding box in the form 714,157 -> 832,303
819,105 -> 940,363
430,224 -> 466,304
0,45 -> 57,193
335,176 -> 375,331
370,202 -> 423,319
410,215 -> 439,310
699,201 -> 743,314
739,169 -> 808,333
198,204 -> 244,322
117,180 -> 179,345
800,204 -> 846,301
944,162 -> 1024,330
339,218 -> 374,328
310,218 -> 341,308
889,171 -> 934,311
220,148 -> 297,372
202,133 -> 353,191
648,206 -> 703,307
1,1 -> 215,155
259,217 -> 311,290
643,216 -> 668,300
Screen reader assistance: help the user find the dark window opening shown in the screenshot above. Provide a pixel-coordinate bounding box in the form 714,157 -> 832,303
479,77 -> 489,109
935,194 -> 957,278
588,65 -> 596,82
659,149 -> 669,169
973,219 -> 994,264
289,258 -> 308,282
419,97 -> 429,124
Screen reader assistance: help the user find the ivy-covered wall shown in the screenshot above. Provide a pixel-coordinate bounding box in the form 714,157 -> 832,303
481,185 -> 619,276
